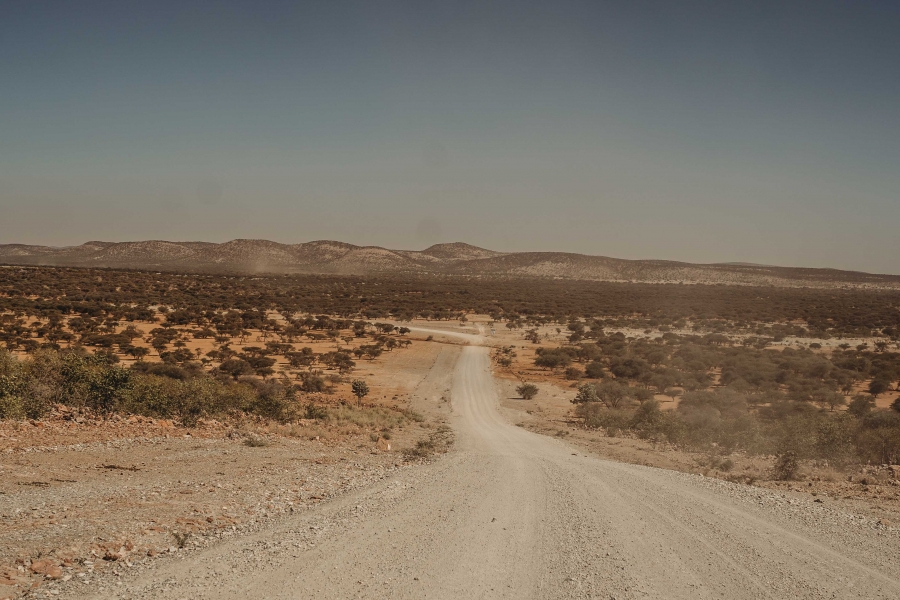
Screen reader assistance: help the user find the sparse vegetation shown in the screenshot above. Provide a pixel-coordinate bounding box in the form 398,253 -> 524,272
1,267 -> 899,341
498,322 -> 900,476
772,452 -> 800,481
402,424 -> 454,460
172,531 -> 191,549
243,434 -> 270,448
3,263 -> 900,485
516,383 -> 538,400
351,379 -> 370,406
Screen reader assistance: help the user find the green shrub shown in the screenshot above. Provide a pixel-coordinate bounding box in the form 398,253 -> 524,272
564,367 -> 583,380
576,403 -> 631,436
244,379 -> 298,423
123,376 -> 177,417
1,353 -> 50,419
0,360 -> 26,420
534,349 -> 572,370
629,400 -> 684,444
856,411 -> 900,465
572,383 -> 598,404
584,360 -> 605,379
813,413 -> 857,467
0,348 -> 301,424
304,403 -> 328,420
0,393 -> 25,420
298,371 -> 326,392
848,394 -> 875,417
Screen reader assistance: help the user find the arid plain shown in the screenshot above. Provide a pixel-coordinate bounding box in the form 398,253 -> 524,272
1,250 -> 899,598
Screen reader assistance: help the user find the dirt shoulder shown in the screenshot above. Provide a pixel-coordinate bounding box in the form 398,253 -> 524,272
0,337 -> 458,600
481,321 -> 900,529
493,374 -> 900,529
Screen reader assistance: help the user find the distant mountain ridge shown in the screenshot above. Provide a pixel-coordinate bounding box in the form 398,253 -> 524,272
1,239 -> 898,289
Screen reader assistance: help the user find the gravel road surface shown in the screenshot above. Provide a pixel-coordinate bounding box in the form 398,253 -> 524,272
67,331 -> 900,599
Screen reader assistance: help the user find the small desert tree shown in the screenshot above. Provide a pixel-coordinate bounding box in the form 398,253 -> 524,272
632,388 -> 654,404
516,382 -> 538,400
584,360 -> 605,379
822,391 -> 848,412
596,380 -> 630,409
129,346 -> 150,362
572,382 -> 599,404
351,379 -> 370,406
869,378 -> 891,397
848,394 -> 875,417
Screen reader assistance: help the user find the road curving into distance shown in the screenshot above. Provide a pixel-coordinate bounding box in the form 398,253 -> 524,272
73,328 -> 900,599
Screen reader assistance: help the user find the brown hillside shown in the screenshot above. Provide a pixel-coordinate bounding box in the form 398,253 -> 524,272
1,239 -> 898,288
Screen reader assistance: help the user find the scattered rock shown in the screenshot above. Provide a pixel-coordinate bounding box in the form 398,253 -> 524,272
103,550 -> 122,561
29,559 -> 62,579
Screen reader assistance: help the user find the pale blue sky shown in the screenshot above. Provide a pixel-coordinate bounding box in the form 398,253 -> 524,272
1,1 -> 898,272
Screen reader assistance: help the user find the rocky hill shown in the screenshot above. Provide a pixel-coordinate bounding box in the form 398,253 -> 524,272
1,239 -> 898,289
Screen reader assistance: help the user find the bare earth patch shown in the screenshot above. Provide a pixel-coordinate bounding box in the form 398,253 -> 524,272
0,336 -> 457,599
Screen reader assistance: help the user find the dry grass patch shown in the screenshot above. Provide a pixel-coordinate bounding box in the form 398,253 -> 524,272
403,424 -> 454,459
324,404 -> 408,430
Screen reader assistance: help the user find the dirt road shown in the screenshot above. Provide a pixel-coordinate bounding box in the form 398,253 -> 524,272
67,333 -> 900,599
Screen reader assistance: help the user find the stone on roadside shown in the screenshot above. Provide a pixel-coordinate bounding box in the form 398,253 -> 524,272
29,559 -> 62,579
103,550 -> 122,561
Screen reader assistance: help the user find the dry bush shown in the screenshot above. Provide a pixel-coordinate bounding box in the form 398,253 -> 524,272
0,348 -> 304,425
244,434 -> 272,448
403,424 -> 454,459
772,452 -> 800,480
576,403 -> 632,437
402,409 -> 425,422
403,438 -> 435,459
172,531 -> 191,549
516,383 -> 538,400
324,404 -> 407,430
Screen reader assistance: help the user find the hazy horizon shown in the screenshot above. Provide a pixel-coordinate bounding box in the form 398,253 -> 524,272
5,236 -> 899,276
2,1 -> 899,273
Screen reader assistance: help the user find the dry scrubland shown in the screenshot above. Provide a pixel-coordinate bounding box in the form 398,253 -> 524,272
0,330 -> 457,599
488,323 -> 900,522
1,266 -> 900,597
